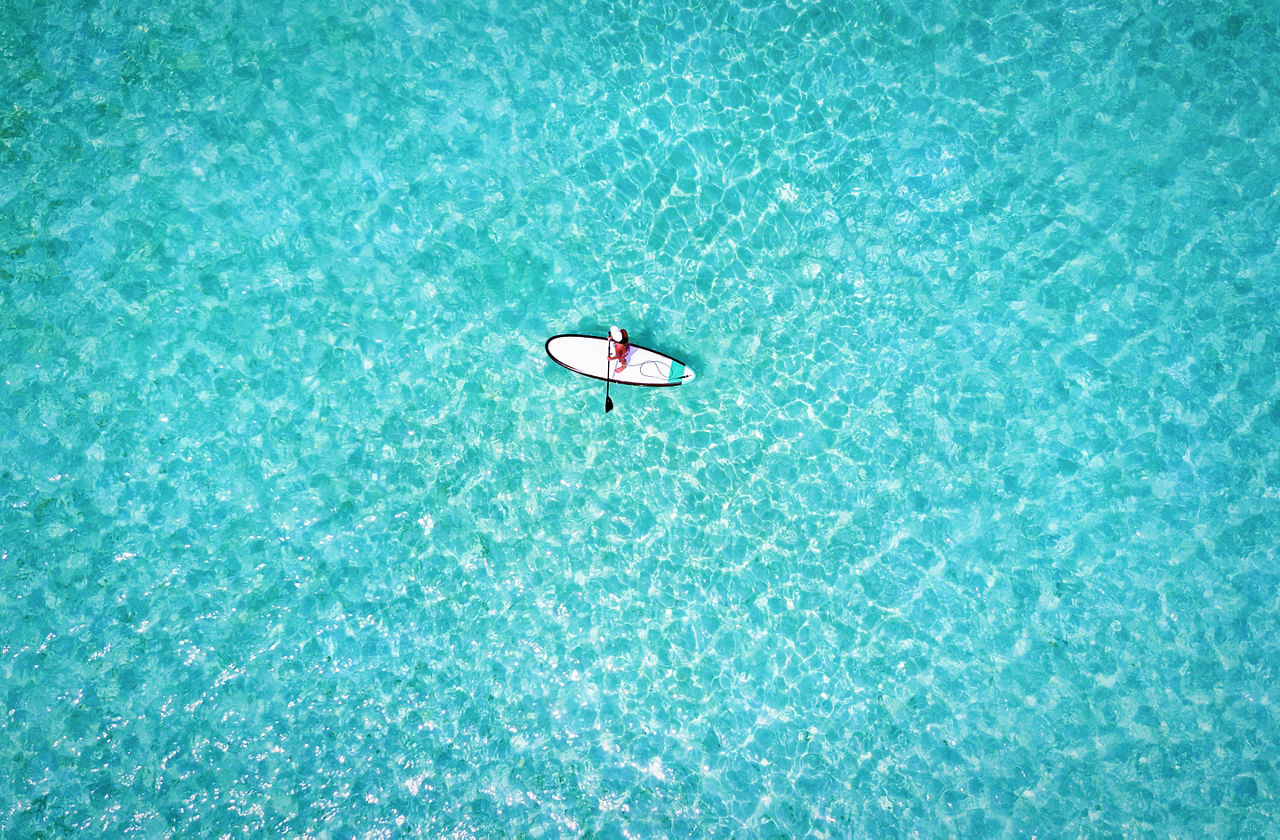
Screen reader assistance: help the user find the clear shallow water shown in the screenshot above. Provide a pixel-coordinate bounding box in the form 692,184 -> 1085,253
2,0 -> 1278,834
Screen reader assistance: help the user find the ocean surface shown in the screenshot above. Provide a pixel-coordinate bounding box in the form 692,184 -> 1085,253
3,0 -> 1278,835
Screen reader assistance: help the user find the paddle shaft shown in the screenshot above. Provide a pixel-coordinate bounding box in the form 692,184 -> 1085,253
604,336 -> 614,413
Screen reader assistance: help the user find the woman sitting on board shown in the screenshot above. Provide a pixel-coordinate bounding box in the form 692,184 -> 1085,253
608,326 -> 630,373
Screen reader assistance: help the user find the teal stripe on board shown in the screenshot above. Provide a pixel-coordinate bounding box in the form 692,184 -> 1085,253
668,360 -> 685,383
1,0 -> 1277,836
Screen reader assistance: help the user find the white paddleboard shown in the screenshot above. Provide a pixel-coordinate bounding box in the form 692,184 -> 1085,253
545,334 -> 695,387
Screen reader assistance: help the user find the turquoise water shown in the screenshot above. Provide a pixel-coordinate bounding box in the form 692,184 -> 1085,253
3,0 -> 1278,834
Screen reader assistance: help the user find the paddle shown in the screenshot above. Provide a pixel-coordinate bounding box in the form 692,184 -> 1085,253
604,333 -> 615,413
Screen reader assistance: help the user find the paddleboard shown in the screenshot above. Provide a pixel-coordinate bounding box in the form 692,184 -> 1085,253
545,333 -> 695,387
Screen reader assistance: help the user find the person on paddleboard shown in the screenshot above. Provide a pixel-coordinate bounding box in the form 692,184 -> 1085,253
608,325 -> 630,373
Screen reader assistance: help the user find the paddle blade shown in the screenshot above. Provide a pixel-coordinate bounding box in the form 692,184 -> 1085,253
605,396 -> 614,413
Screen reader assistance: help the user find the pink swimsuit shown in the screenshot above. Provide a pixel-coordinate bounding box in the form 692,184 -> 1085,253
609,332 -> 630,371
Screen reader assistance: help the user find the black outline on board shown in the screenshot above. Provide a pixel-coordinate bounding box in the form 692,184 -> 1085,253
544,333 -> 694,388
